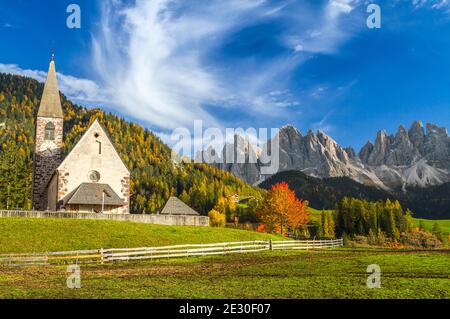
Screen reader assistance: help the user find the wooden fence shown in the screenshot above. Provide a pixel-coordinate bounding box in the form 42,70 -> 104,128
0,239 -> 343,267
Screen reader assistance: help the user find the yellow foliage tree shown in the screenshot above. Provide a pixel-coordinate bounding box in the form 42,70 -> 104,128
208,209 -> 226,227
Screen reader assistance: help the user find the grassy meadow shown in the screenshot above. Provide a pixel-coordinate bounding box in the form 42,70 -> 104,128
308,207 -> 332,222
0,248 -> 448,299
0,217 -> 448,299
413,218 -> 450,233
0,218 -> 284,254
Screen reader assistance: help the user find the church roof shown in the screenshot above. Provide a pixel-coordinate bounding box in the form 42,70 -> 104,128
160,197 -> 200,216
38,56 -> 64,119
63,183 -> 125,206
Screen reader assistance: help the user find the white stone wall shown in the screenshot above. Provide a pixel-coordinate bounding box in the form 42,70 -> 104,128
0,211 -> 210,227
57,120 -> 130,214
66,204 -> 121,214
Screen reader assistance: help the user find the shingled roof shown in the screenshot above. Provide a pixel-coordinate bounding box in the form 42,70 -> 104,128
62,183 -> 124,206
38,56 -> 64,119
160,197 -> 200,216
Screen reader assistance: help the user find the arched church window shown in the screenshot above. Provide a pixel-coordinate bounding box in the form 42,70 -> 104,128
44,122 -> 55,140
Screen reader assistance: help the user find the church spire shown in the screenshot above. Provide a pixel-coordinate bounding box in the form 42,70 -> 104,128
37,55 -> 63,118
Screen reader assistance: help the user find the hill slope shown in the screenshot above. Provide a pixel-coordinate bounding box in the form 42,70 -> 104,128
0,73 -> 263,215
0,218 -> 282,254
260,170 -> 450,219
260,170 -> 391,209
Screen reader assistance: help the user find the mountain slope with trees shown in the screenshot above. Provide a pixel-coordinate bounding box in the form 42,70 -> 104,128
0,73 -> 263,215
260,170 -> 450,219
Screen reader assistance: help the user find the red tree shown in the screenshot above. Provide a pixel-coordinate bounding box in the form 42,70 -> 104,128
257,182 -> 309,235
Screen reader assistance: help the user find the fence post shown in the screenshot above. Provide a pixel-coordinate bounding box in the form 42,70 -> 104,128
100,248 -> 104,265
269,239 -> 273,251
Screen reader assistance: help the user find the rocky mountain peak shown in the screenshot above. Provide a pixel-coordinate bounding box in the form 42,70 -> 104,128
426,123 -> 448,137
215,121 -> 450,191
408,120 -> 425,149
397,125 -> 408,138
345,147 -> 357,159
359,141 -> 374,164
281,124 -> 300,132
359,121 -> 450,187
395,125 -> 412,149
366,130 -> 389,166
423,123 -> 450,168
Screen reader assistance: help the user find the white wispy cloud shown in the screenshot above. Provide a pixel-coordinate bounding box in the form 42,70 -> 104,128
282,0 -> 361,54
411,0 -> 449,9
92,0 -> 268,130
90,0 -> 363,131
312,109 -> 336,134
1,0 -> 364,134
0,63 -> 107,104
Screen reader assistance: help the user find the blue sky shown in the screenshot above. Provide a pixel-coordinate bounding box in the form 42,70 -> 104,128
0,0 -> 449,152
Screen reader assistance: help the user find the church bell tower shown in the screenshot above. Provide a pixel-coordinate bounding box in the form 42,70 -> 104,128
32,55 -> 64,211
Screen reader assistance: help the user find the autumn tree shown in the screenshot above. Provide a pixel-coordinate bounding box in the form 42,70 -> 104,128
257,182 -> 309,235
325,213 -> 336,239
318,211 -> 336,239
208,209 -> 226,227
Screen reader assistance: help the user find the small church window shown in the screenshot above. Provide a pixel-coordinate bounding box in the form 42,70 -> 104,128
44,122 -> 55,140
96,140 -> 102,154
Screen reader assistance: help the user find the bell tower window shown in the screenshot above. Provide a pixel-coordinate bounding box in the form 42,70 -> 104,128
44,122 -> 55,141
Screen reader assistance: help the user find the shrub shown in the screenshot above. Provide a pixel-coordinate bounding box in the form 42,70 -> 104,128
208,209 -> 226,227
256,224 -> 266,233
431,223 -> 448,245
354,235 -> 369,245
367,229 -> 378,245
376,231 -> 388,246
342,233 -> 351,246
291,226 -> 310,240
400,230 -> 443,249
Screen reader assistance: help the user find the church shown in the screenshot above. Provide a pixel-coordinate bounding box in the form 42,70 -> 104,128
32,57 -> 130,214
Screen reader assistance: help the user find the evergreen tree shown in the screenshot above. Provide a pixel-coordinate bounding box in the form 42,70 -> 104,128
320,211 -> 327,238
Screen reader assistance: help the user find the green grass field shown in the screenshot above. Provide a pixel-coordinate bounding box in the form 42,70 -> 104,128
0,249 -> 448,299
0,217 -> 448,299
0,218 -> 284,254
413,218 -> 450,233
308,208 -> 333,222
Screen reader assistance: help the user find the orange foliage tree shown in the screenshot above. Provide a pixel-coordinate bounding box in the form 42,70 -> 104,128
257,182 -> 309,235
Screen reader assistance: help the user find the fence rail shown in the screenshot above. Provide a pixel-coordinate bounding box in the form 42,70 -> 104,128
0,239 -> 343,267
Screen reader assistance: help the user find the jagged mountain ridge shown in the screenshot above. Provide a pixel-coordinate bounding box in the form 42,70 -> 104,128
206,121 -> 450,192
